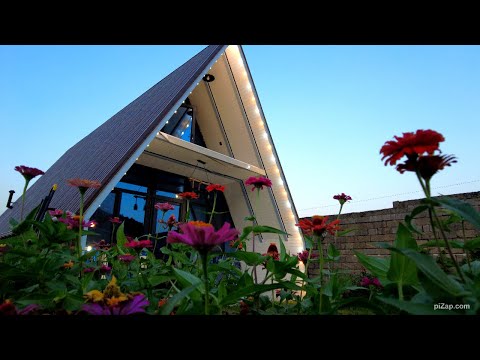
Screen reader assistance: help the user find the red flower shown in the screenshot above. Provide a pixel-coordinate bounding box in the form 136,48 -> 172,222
245,176 -> 272,191
296,215 -> 340,237
167,221 -> 239,254
177,192 -> 199,200
297,250 -> 318,264
380,129 -> 445,166
155,202 -> 175,212
67,178 -> 102,194
396,154 -> 457,180
206,184 -> 225,193
109,217 -> 122,224
333,193 -> 352,205
14,165 -> 45,181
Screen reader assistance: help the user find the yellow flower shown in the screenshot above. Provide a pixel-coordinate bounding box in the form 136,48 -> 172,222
106,295 -> 129,307
84,290 -> 104,302
103,276 -> 126,299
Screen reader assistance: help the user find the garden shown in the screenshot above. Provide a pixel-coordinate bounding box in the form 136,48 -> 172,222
1,129 -> 479,315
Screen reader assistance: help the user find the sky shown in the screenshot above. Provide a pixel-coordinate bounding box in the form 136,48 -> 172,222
1,45 -> 479,219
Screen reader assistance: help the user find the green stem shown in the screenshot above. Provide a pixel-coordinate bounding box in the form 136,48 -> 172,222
78,191 -> 85,278
300,247 -> 313,296
397,281 -> 404,301
185,200 -> 190,222
111,224 -> 116,245
201,253 -> 210,315
462,221 -> 472,273
208,192 -> 218,224
431,207 -> 465,282
428,208 -> 445,268
20,180 -> 29,222
317,235 -> 324,314
252,189 -> 260,284
271,277 -> 275,307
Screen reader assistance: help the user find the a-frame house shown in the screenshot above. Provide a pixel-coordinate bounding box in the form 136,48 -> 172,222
0,45 -> 304,257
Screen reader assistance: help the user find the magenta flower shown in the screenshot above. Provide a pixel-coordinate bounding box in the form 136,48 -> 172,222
245,176 -> 272,191
82,294 -> 149,315
0,300 -> 40,315
155,202 -> 175,212
167,221 -> 239,254
118,254 -> 136,263
371,278 -> 383,288
360,277 -> 371,287
109,217 -> 122,224
124,239 -> 153,249
83,267 -> 95,273
100,265 -> 112,273
333,193 -> 352,205
14,165 -> 45,181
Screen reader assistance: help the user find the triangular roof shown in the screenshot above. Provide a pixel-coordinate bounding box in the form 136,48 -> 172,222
0,45 -> 226,236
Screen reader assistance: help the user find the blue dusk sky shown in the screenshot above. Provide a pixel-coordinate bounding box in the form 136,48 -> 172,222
0,45 -> 479,218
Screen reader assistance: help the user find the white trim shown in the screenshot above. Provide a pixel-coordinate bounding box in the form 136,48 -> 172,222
83,46 -> 228,221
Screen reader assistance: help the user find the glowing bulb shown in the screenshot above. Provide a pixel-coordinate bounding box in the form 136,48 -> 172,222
271,156 -> 276,162
85,246 -> 92,251
166,120 -> 169,124
186,124 -> 189,128
147,144 -> 149,147
252,96 -> 255,102
243,71 -> 247,77
259,121 -> 264,126
286,202 -> 291,208
175,194 -> 179,198
136,158 -> 139,161
267,144 -> 271,150
174,111 -> 177,114
255,108 -> 260,114
183,101 -> 185,103
263,133 -> 268,139
181,131 -> 184,135
246,83 -> 251,90
247,165 -> 251,169
279,179 -> 284,186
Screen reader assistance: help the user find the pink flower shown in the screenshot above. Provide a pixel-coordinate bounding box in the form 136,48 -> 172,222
167,221 -> 239,254
109,217 -> 122,224
14,165 -> 45,181
83,267 -> 95,273
155,202 -> 175,212
333,193 -> 352,205
297,250 -> 318,264
371,278 -> 383,288
245,176 -> 272,191
48,209 -> 63,217
124,239 -> 153,249
206,184 -> 225,193
118,254 -> 136,263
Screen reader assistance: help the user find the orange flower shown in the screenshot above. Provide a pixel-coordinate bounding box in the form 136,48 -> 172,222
62,260 -> 74,269
67,178 -> 101,194
206,184 -> 225,193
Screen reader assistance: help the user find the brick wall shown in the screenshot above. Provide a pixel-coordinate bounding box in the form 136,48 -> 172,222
308,191 -> 480,276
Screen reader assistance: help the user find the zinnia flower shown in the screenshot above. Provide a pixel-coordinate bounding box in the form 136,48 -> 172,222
62,260 -> 74,269
229,240 -> 243,250
118,254 -> 135,263
167,221 -> 239,254
83,267 -> 95,273
333,193 -> 352,205
100,265 -> 112,273
396,154 -> 457,180
48,209 -> 63,217
360,277 -> 371,287
14,165 -> 45,181
67,178 -> 102,194
124,239 -> 153,249
206,184 -> 225,193
109,217 -> 122,224
82,294 -> 149,315
245,176 -> 272,191
297,249 -> 318,264
155,202 -> 175,212
380,129 -> 445,166
0,300 -> 39,315
296,215 -> 340,237
177,192 -> 199,200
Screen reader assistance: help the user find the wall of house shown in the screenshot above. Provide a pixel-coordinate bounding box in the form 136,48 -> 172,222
307,191 -> 480,276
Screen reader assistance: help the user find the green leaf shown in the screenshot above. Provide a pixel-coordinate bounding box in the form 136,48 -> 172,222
327,243 -> 340,260
63,293 -> 85,312
173,268 -> 204,294
148,275 -> 174,287
336,228 -> 356,237
244,216 -> 256,222
228,251 -> 267,266
378,297 -> 457,315
304,235 -> 314,249
238,226 -> 253,241
354,251 -> 390,281
220,283 -> 285,306
252,225 -> 288,237
420,239 -> 464,249
116,222 -> 127,247
11,205 -> 40,235
405,205 -> 429,235
278,236 -> 287,261
434,196 -> 480,231
461,260 -> 480,277
464,237 -> 480,251
390,247 -> 465,297
159,284 -> 200,315
387,223 -> 419,286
